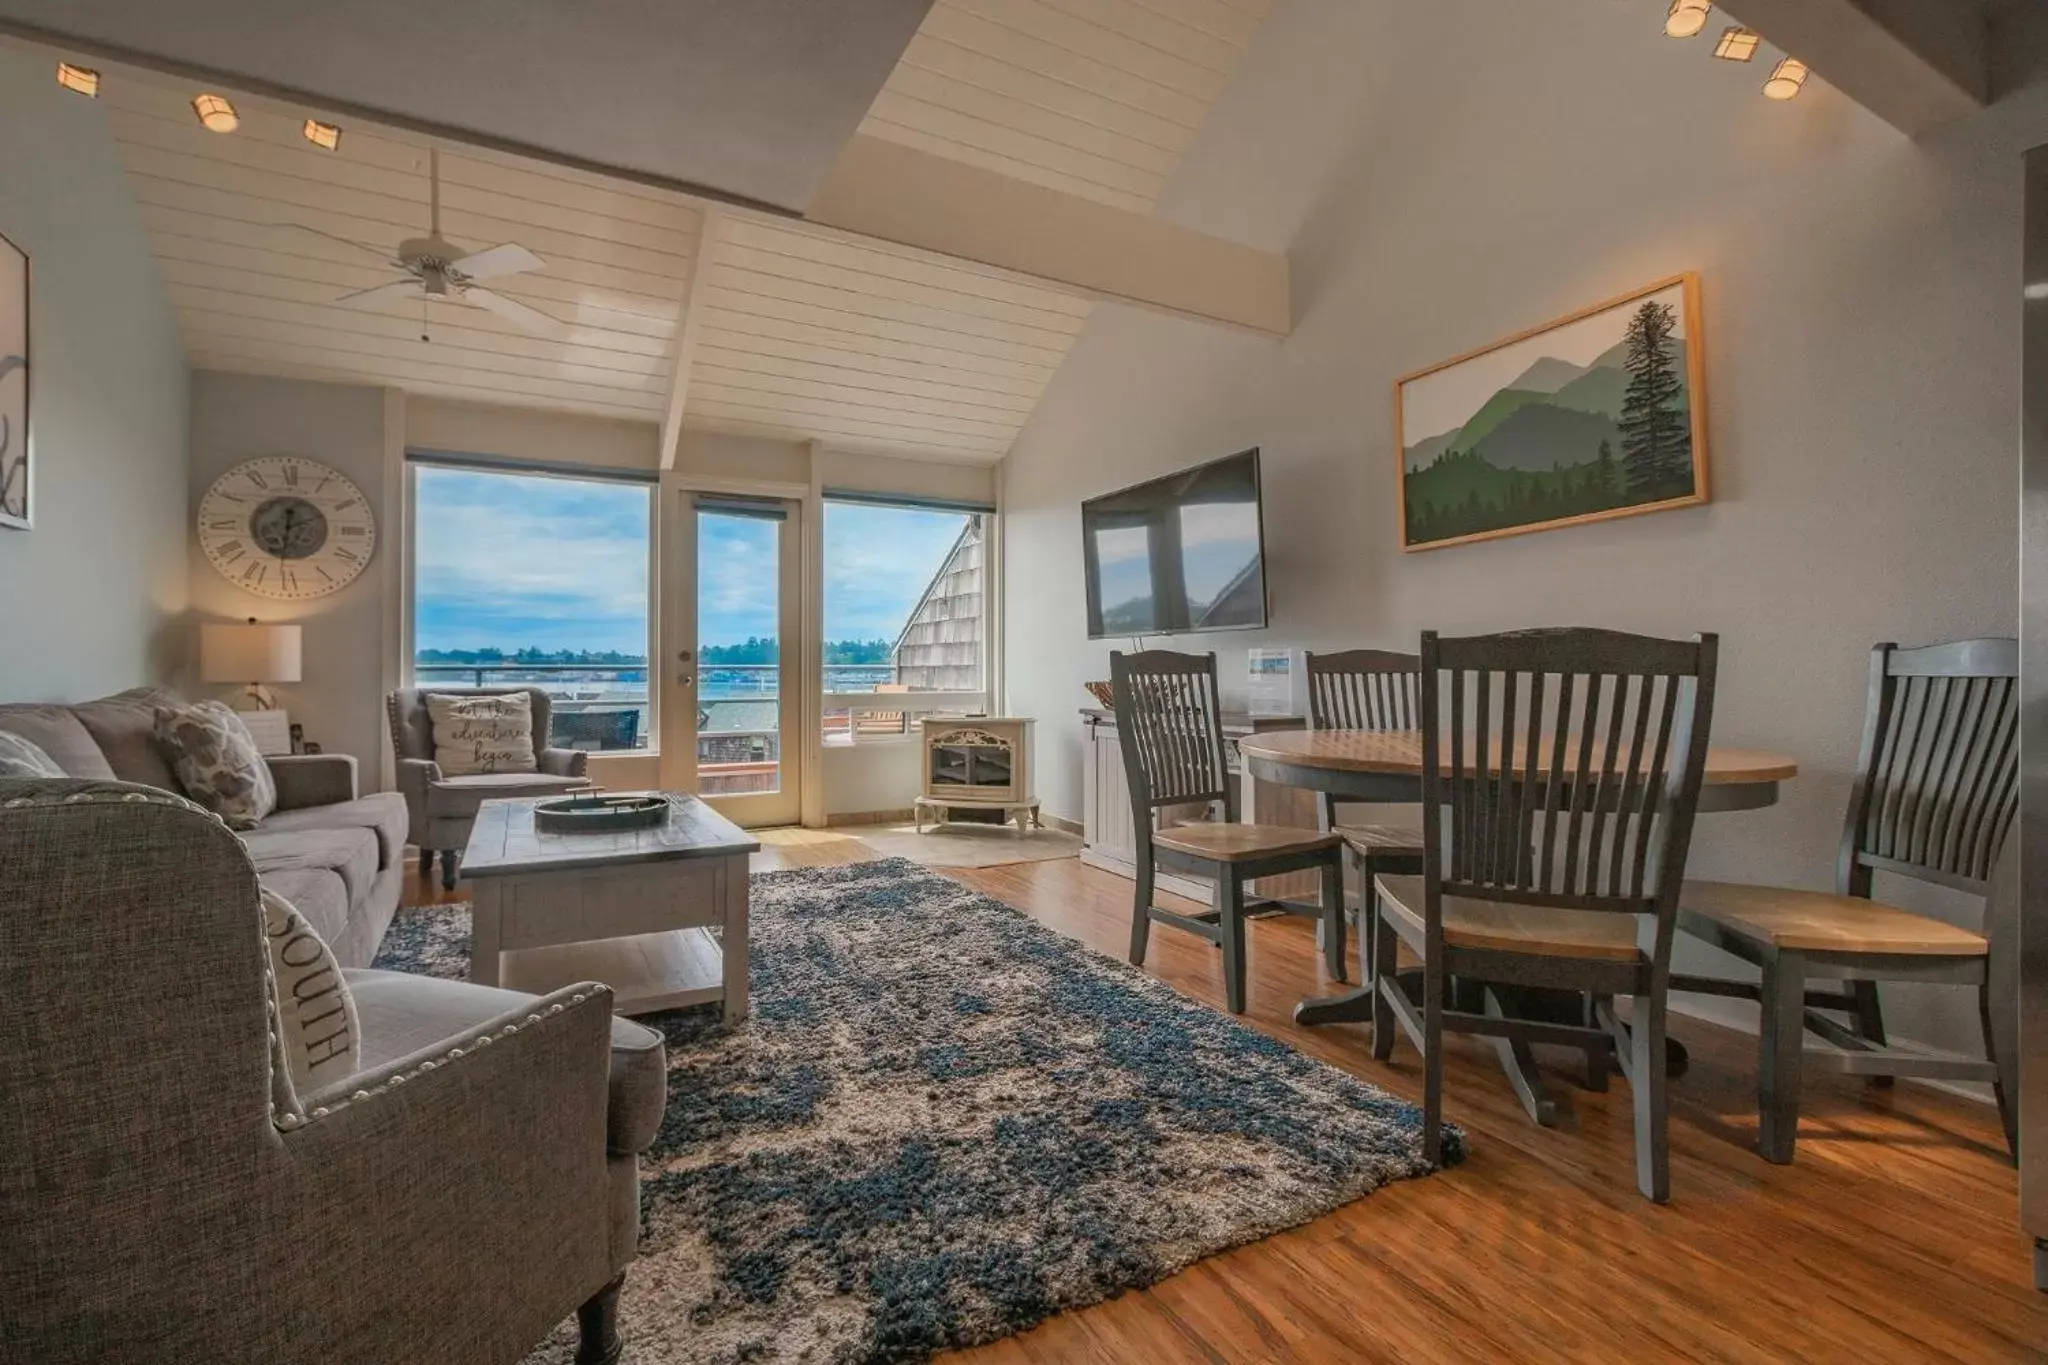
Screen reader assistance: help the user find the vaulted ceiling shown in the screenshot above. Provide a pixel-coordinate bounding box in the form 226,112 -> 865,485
31,0 -> 1275,463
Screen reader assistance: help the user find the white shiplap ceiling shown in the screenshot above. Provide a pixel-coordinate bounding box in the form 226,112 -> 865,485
95,0 -> 1270,460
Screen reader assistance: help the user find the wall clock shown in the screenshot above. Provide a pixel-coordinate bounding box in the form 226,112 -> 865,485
198,456 -> 376,600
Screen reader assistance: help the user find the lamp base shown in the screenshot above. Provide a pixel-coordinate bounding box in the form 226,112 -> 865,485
236,683 -> 278,711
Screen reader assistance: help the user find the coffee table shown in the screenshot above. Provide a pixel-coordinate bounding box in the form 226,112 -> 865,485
460,791 -> 759,1020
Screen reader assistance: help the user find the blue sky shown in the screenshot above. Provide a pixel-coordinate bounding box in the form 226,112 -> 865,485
414,468 -> 969,653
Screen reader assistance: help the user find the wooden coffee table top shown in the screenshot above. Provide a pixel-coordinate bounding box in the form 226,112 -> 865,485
462,791 -> 759,877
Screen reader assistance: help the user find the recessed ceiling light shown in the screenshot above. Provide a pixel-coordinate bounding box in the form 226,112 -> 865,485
1666,0 -> 1711,38
1763,57 -> 1810,101
56,63 -> 100,97
192,93 -> 239,133
1713,27 -> 1760,62
303,119 -> 341,151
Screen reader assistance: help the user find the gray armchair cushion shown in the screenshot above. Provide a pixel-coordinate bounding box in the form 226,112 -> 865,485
0,704 -> 115,779
266,753 -> 360,811
71,686 -> 184,792
240,827 -> 381,909
347,969 -> 667,1155
257,792 -> 407,869
426,771 -> 587,819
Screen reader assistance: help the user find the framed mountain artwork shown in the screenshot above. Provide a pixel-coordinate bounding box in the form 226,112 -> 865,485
0,230 -> 25,531
1396,273 -> 1708,551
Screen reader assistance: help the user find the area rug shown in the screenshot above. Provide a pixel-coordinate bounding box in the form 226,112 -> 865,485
371,858 -> 1463,1365
851,821 -> 1083,869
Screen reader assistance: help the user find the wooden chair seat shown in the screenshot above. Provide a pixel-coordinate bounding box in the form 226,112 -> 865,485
1376,875 -> 1643,962
1335,822 -> 1425,857
1153,822 -> 1340,863
1681,881 -> 1988,957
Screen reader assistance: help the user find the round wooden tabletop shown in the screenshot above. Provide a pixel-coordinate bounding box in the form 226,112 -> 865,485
1236,729 -> 1798,786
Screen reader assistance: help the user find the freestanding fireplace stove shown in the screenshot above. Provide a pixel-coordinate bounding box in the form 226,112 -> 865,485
914,716 -> 1040,833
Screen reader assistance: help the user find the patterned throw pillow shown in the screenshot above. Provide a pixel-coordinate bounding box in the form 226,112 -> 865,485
426,692 -> 538,776
0,730 -> 63,777
261,887 -> 360,1092
153,699 -> 278,829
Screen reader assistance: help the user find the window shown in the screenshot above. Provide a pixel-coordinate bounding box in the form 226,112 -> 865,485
821,498 -> 988,742
411,461 -> 654,751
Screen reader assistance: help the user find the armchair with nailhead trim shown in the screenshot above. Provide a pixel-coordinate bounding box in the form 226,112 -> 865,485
0,778 -> 666,1364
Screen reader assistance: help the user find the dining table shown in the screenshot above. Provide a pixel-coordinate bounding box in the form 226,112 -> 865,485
1236,727 -> 1800,1120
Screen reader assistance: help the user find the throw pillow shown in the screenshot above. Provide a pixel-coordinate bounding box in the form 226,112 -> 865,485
153,699 -> 278,829
261,887 -> 360,1092
426,692 -> 538,776
0,730 -> 63,777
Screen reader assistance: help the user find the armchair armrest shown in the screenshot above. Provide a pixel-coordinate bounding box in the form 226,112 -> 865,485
266,753 -> 359,810
539,747 -> 590,778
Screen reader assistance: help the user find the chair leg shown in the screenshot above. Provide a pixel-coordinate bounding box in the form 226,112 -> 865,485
1583,994 -> 1612,1092
440,850 -> 460,891
1849,980 -> 1893,1089
1320,855 -> 1346,983
1220,872 -> 1248,1015
1982,982 -> 2019,1160
1631,991 -> 1671,1204
1421,955 -> 1445,1166
575,1273 -> 625,1365
418,847 -> 435,876
1759,949 -> 1806,1164
1129,853 -> 1154,967
1371,903 -> 1398,1062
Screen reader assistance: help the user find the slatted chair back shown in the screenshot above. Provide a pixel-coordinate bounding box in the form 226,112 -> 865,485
1110,650 -> 1235,821
1418,628 -> 1718,956
1305,649 -> 1421,732
1840,639 -> 2018,898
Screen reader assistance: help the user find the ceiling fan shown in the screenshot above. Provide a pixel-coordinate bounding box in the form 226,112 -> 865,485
287,147 -> 561,335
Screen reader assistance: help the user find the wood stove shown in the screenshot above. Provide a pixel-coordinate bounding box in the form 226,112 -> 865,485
915,716 -> 1039,832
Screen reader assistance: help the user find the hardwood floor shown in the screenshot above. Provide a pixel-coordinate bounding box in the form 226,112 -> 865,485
403,835 -> 2046,1363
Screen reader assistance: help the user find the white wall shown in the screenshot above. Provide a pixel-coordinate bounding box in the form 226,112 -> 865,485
0,47 -> 189,700
1002,0 -> 2048,1061
189,371 -> 396,778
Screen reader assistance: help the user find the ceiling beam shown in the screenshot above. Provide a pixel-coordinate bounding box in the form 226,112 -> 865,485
659,209 -> 723,472
802,135 -> 1291,338
1720,0 -> 1989,135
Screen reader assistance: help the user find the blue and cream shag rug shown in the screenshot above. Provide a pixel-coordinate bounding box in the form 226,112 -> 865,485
373,858 -> 1463,1365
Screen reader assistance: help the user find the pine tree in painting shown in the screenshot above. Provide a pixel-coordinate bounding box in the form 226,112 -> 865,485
1618,300 -> 1692,497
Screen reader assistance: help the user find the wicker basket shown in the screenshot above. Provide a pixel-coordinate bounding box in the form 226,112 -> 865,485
1084,680 -> 1116,710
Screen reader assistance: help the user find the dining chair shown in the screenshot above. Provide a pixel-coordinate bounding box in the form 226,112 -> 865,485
1305,650 -> 1427,980
1111,650 -> 1347,1013
1369,627 -> 1718,1200
1674,638 -> 2018,1163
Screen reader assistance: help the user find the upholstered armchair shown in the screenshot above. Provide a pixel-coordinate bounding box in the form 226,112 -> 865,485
0,777 -> 664,1364
387,685 -> 589,888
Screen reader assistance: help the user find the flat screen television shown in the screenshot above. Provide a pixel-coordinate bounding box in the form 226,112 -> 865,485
1082,448 -> 1268,639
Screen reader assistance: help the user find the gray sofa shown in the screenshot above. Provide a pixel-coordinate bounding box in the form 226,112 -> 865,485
0,687 -> 403,965
387,685 -> 590,889
0,776 -> 664,1363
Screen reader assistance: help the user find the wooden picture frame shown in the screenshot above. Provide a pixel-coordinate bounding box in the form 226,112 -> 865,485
0,229 -> 27,532
1395,272 -> 1709,552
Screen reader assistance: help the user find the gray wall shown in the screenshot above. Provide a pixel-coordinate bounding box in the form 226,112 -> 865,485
189,371 -> 394,781
1002,0 -> 2048,1060
0,46 -> 189,701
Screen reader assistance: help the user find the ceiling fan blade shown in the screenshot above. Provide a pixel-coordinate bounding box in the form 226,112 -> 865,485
464,286 -> 562,333
452,242 -> 545,280
279,223 -> 396,266
336,279 -> 422,307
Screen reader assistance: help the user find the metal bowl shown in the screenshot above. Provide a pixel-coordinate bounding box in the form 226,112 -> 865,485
533,792 -> 671,833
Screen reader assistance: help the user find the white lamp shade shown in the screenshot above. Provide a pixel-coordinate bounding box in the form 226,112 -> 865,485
200,622 -> 303,684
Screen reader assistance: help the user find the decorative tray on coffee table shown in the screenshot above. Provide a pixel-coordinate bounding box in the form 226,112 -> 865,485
533,792 -> 672,834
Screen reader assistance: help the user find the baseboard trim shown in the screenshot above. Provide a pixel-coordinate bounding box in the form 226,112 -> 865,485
823,808 -> 916,828
1665,995 -> 1995,1106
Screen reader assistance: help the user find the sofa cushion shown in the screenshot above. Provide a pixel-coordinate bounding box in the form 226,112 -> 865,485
0,704 -> 114,779
241,827 -> 379,911
73,687 -> 184,792
257,792 -> 408,870
261,887 -> 360,1091
154,700 -> 277,829
257,867 -> 350,948
344,968 -> 666,1153
426,771 -> 585,819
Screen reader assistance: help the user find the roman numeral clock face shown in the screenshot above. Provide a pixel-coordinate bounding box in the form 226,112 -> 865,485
198,456 -> 376,601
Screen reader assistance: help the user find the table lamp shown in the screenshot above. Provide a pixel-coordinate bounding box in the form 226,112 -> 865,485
200,618 -> 302,711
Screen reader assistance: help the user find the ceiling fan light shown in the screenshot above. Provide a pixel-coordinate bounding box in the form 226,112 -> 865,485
303,119 -> 341,151
56,63 -> 100,97
193,93 -> 239,133
1713,27 -> 1760,61
1666,0 -> 1711,38
1763,57 -> 1810,100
